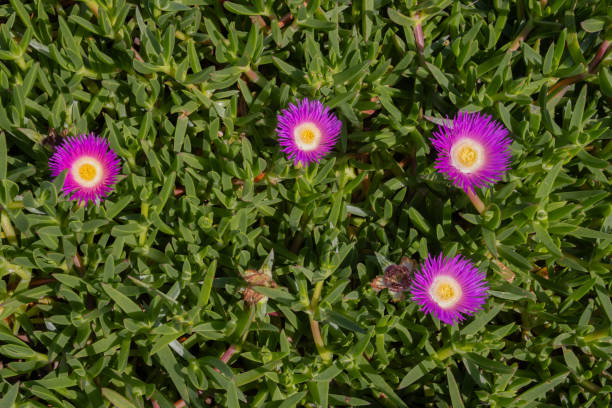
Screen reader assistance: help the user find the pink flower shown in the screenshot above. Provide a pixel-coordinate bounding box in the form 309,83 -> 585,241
276,98 -> 342,167
431,111 -> 511,193
49,133 -> 120,206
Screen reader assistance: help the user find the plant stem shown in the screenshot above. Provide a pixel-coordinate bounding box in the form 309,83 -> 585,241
588,40 -> 610,74
1,210 -> 17,245
548,40 -> 610,97
220,344 -> 239,363
434,342 -> 473,360
250,15 -> 268,29
244,68 -> 267,88
278,13 -> 294,28
509,20 -> 533,52
413,14 -> 425,65
16,56 -> 27,71
311,281 -> 324,310
84,0 -> 99,17
309,281 -> 332,364
467,192 -> 516,282
465,189 -> 485,214
73,253 -> 85,276
310,318 -> 332,363
139,203 -> 149,246
219,306 -> 255,366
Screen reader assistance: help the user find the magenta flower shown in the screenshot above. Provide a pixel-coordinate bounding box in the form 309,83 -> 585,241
410,253 -> 489,325
431,111 -> 511,193
276,98 -> 342,167
49,133 -> 121,206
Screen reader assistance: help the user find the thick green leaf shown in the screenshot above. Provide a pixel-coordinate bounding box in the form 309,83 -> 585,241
101,284 -> 141,315
101,388 -> 138,408
515,371 -> 570,403
446,369 -> 465,408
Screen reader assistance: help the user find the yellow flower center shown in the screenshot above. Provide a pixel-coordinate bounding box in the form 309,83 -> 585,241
293,122 -> 321,151
429,275 -> 462,309
72,157 -> 103,187
435,283 -> 456,302
457,145 -> 477,167
450,138 -> 485,174
300,128 -> 316,144
78,163 -> 97,181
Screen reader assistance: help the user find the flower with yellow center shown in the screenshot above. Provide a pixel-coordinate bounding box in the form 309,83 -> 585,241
276,98 -> 342,167
430,111 -> 512,194
410,253 -> 489,325
49,133 -> 121,206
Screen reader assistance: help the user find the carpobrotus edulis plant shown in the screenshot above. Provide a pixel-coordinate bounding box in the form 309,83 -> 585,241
49,133 -> 121,206
410,253 -> 489,325
276,98 -> 342,167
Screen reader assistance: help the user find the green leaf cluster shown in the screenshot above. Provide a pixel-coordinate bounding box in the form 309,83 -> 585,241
1,0 -> 611,407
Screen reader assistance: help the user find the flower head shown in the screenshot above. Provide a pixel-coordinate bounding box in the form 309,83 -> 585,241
243,268 -> 277,305
276,98 -> 342,167
371,257 -> 417,302
431,111 -> 511,193
410,253 -> 489,325
49,133 -> 120,206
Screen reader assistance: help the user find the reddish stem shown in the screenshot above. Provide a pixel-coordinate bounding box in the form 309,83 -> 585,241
466,189 -> 485,214
29,277 -> 57,287
131,46 -> 144,63
251,15 -> 267,29
173,391 -> 206,408
547,74 -> 585,96
588,40 -> 610,74
509,21 -> 534,52
548,40 -> 610,97
413,18 -> 425,65
73,253 -> 84,275
220,344 -> 238,364
245,69 -> 259,83
278,13 -> 294,28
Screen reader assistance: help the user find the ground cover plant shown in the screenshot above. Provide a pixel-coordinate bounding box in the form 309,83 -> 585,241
0,0 -> 611,406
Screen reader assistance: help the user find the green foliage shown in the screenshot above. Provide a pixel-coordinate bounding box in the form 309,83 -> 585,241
1,0 -> 611,407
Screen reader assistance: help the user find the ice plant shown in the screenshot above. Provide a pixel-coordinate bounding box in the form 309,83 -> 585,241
430,111 -> 511,194
410,253 -> 489,325
49,133 -> 121,206
276,98 -> 342,167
